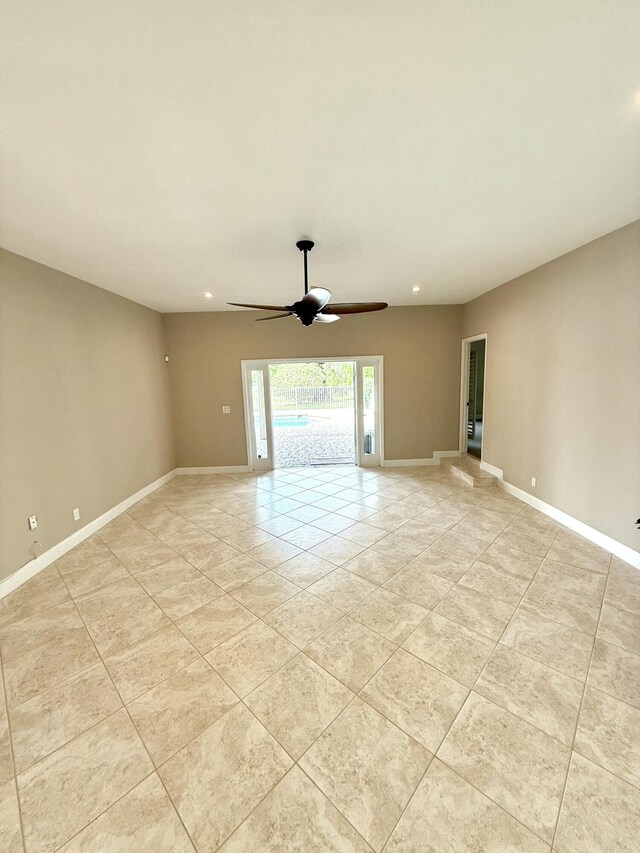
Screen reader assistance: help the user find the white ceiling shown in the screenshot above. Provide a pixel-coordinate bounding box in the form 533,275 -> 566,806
1,1 -> 639,312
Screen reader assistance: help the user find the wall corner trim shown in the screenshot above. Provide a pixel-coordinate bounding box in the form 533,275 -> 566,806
489,470 -> 639,570
174,465 -> 251,474
0,470 -> 177,601
382,451 -> 460,468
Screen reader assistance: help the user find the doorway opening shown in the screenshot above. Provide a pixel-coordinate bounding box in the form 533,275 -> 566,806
270,361 -> 356,467
460,336 -> 487,460
241,356 -> 383,471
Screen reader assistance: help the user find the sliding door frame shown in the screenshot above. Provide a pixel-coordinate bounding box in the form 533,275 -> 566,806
241,355 -> 384,471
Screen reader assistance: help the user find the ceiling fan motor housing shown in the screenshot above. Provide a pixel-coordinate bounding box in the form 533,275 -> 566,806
286,300 -> 319,326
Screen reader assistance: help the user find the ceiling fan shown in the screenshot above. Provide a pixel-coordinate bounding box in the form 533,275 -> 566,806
228,240 -> 388,326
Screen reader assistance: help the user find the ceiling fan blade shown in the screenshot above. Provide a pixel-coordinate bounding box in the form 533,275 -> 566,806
255,312 -> 292,321
227,302 -> 288,311
313,313 -> 340,323
301,287 -> 331,310
322,301 -> 388,315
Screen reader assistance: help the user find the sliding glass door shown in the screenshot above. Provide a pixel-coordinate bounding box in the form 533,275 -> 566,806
242,356 -> 383,471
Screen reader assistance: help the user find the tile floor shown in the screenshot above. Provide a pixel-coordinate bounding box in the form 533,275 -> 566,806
0,465 -> 638,852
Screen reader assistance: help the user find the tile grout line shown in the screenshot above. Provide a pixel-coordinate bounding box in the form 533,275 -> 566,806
559,700 -> 640,794
139,471 -> 397,847
2,468 -> 633,851
7,662 -> 124,774
60,542 -> 256,783
369,496 -> 552,847
194,556 -> 448,850
130,472 -> 608,843
217,487 -> 508,849
464,518 -> 613,840
87,523 -> 246,695
48,766 -> 160,853
113,470 -> 483,617
411,516 -> 607,676
152,479 -> 554,725
380,629 -> 518,841
210,685 -> 374,850
296,764 -> 376,851
549,550 -> 613,852
324,504 -> 518,671
52,569 -> 201,853
10,526 -> 627,796
382,515 -> 566,848
0,481 -> 576,686
0,651 -> 28,852
4,550 -> 217,719
389,755 -> 553,853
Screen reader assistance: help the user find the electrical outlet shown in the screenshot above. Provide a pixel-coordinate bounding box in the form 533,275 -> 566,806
28,515 -> 38,530
222,406 -> 231,414
73,508 -> 80,522
531,477 -> 537,488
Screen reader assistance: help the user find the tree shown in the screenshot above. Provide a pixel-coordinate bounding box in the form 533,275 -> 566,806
269,362 -> 353,388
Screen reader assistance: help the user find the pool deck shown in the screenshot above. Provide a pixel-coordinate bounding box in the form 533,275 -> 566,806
272,410 -> 356,467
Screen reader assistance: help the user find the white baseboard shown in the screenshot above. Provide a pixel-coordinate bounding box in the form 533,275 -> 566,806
0,470 -> 177,601
383,451 -> 460,468
174,465 -> 251,475
434,450 -> 461,460
496,477 -> 640,570
480,460 -> 504,478
383,458 -> 439,468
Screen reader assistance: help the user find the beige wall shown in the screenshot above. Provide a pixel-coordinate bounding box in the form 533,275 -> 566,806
0,250 -> 175,580
163,306 -> 463,468
463,221 -> 640,550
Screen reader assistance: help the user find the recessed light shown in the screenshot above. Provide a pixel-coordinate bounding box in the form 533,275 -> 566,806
203,291 -> 214,299
412,285 -> 421,294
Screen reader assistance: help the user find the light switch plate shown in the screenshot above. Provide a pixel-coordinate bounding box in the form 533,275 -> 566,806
222,406 -> 231,414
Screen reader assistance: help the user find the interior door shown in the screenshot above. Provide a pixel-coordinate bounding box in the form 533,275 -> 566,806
356,360 -> 382,467
244,364 -> 273,471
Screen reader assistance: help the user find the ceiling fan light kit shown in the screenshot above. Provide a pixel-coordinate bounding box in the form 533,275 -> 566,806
228,240 -> 388,326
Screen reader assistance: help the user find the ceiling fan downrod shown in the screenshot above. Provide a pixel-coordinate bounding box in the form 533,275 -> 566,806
296,240 -> 314,295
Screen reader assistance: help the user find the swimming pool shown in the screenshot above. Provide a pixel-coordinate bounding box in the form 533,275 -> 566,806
273,415 -> 317,427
